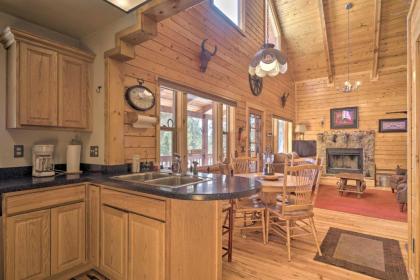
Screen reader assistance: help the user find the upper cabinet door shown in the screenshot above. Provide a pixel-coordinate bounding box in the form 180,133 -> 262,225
19,42 -> 58,126
58,55 -> 89,128
6,209 -> 51,280
51,202 -> 86,274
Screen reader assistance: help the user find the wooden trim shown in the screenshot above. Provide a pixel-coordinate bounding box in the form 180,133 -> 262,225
317,0 -> 333,84
371,0 -> 382,80
158,78 -> 237,107
9,27 -> 95,61
105,58 -> 125,165
406,0 -> 420,277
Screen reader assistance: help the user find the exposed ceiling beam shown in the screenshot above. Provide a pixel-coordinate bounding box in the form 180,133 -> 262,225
371,0 -> 382,80
317,0 -> 333,84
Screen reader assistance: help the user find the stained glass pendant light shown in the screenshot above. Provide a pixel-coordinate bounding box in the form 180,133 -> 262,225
342,2 -> 361,93
248,43 -> 288,77
248,3 -> 287,78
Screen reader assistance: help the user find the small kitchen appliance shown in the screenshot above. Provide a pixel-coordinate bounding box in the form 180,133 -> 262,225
32,145 -> 55,177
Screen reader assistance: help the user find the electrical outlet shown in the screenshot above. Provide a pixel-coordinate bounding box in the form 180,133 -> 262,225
14,145 -> 24,158
90,146 -> 99,157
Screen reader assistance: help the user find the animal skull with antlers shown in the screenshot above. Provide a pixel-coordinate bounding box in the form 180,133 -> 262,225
200,39 -> 218,73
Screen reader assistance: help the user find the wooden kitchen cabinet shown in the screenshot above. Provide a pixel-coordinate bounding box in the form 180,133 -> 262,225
51,202 -> 86,274
58,54 -> 89,128
3,27 -> 94,130
128,213 -> 165,280
19,41 -> 58,127
100,205 -> 128,280
100,188 -> 167,280
5,209 -> 51,280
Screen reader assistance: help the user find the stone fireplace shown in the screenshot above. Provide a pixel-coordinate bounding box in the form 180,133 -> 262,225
317,131 -> 375,178
326,148 -> 363,174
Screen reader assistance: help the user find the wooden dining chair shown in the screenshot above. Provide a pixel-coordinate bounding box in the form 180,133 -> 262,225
218,162 -> 234,262
231,157 -> 267,244
266,162 -> 322,261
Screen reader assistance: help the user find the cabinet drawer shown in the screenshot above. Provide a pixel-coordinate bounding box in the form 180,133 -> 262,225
5,185 -> 86,215
101,188 -> 166,221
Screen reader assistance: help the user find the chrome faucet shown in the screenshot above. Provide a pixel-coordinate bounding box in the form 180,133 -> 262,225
172,153 -> 182,175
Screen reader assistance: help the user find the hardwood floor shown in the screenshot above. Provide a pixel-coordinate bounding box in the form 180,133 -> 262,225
223,208 -> 408,280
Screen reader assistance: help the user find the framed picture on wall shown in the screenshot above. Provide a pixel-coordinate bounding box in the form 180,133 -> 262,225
330,107 -> 359,129
379,118 -> 407,133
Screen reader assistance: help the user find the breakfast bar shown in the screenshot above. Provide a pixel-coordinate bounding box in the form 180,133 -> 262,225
0,172 -> 261,280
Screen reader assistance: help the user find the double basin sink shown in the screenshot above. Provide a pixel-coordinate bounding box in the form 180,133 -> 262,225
112,172 -> 210,189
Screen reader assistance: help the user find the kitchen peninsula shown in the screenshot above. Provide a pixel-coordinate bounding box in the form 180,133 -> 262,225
0,172 -> 260,280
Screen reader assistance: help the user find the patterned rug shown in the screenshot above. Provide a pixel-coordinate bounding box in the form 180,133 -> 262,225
315,185 -> 407,222
314,228 -> 407,280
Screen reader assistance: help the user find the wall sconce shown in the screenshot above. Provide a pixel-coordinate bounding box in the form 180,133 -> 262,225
295,124 -> 306,140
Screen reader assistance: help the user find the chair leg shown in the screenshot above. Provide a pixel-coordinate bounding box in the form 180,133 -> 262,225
261,209 -> 267,245
228,203 -> 234,262
265,210 -> 270,243
309,217 -> 322,256
286,220 -> 291,262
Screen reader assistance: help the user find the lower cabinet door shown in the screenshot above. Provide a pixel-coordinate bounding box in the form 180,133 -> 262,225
128,213 -> 165,280
100,205 -> 128,280
51,202 -> 86,274
6,209 -> 51,280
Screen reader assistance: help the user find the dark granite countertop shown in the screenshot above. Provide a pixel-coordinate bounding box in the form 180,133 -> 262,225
0,172 -> 261,201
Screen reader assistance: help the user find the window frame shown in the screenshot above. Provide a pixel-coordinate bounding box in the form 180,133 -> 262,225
265,0 -> 282,50
272,117 -> 293,154
158,80 -> 236,169
210,0 -> 246,35
159,86 -> 178,170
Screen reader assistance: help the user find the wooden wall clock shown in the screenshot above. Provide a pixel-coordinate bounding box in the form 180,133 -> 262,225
249,74 -> 263,96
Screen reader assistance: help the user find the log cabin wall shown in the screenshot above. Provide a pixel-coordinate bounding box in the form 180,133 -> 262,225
296,69 -> 407,170
109,1 -> 295,165
293,0 -> 409,171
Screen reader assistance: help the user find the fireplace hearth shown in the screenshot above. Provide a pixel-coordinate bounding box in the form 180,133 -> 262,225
317,131 -> 375,178
326,148 -> 363,174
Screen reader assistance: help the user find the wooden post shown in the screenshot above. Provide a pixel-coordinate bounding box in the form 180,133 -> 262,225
105,58 -> 125,165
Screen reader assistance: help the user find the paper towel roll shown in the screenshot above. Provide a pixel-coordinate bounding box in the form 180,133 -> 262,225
67,145 -> 81,174
132,115 -> 157,128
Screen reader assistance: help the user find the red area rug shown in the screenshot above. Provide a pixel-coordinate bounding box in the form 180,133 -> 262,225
315,185 -> 407,222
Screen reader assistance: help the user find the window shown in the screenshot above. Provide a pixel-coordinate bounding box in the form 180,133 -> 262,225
266,0 -> 281,50
249,110 -> 263,158
159,87 -> 177,170
221,104 -> 230,162
159,82 -> 234,170
212,0 -> 243,30
272,118 -> 293,153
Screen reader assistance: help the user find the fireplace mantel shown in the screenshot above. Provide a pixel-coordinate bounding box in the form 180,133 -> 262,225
317,131 -> 375,178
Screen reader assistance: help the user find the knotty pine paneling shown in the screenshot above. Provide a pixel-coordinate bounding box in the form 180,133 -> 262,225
274,0 -> 410,81
121,1 -> 295,163
296,70 -> 407,170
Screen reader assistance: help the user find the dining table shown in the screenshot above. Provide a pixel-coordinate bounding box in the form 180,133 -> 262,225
235,172 -> 299,204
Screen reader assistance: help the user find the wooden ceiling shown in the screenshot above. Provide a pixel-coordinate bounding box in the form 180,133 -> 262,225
273,0 -> 410,82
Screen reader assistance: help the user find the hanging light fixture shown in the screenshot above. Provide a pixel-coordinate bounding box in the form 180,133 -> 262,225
248,43 -> 288,77
248,3 -> 287,78
343,2 -> 361,93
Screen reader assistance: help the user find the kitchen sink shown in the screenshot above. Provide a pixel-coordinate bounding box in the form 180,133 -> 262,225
112,172 -> 172,183
112,172 -> 209,188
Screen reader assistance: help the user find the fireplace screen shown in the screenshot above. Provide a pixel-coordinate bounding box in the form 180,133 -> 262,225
326,148 -> 363,174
